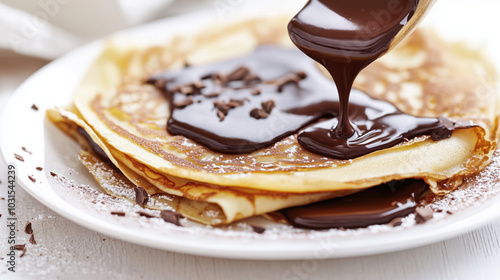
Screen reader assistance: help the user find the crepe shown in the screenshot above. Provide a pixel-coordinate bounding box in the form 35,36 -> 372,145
47,16 -> 499,225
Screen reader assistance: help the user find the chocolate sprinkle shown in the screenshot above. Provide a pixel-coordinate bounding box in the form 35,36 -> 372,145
277,74 -> 301,92
13,244 -> 25,251
133,187 -> 149,205
137,211 -> 156,218
24,222 -> 33,234
14,153 -> 24,162
415,207 -> 434,224
22,147 -> 32,154
250,108 -> 269,120
217,109 -> 226,122
31,104 -> 39,111
389,217 -> 403,227
36,167 -> 43,171
50,171 -> 57,177
227,66 -> 250,81
250,225 -> 266,234
111,211 -> 126,217
261,100 -> 275,114
29,234 -> 37,245
28,175 -> 36,183
251,89 -> 261,96
20,248 -> 26,258
174,97 -> 194,109
160,210 -> 183,226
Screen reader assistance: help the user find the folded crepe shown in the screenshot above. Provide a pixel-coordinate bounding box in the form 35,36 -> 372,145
47,16 -> 499,225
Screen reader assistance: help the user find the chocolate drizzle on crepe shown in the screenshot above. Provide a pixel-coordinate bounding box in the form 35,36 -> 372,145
148,47 -> 463,158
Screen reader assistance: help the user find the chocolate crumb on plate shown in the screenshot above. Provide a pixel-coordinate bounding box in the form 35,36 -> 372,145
415,207 -> 434,224
22,147 -> 32,154
250,225 -> 266,234
13,244 -> 26,251
111,211 -> 126,217
31,104 -> 39,111
160,210 -> 183,226
137,211 -> 156,218
20,248 -> 27,258
50,171 -> 57,177
28,175 -> 36,183
29,234 -> 37,245
36,167 -> 43,171
133,187 -> 149,205
25,222 -> 33,234
14,153 -> 24,162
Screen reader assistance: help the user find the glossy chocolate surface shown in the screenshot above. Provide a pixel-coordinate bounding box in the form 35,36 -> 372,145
281,180 -> 428,229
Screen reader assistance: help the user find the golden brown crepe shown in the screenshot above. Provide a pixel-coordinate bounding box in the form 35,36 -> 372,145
47,16 -> 499,225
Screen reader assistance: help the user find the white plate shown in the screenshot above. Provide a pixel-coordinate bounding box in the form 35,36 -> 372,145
1,0 -> 500,260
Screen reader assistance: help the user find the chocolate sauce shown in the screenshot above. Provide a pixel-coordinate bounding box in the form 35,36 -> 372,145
281,180 -> 428,229
77,127 -> 111,163
149,46 -> 454,156
289,0 -> 433,158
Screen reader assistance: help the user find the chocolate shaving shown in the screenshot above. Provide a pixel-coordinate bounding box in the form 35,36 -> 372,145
20,248 -> 26,258
217,109 -> 226,122
277,74 -> 301,92
24,222 -> 33,234
174,97 -> 194,109
36,167 -> 43,171
213,101 -> 231,114
296,71 -> 308,80
133,187 -> 149,206
22,147 -> 32,154
261,100 -> 275,114
111,211 -> 126,217
243,74 -> 262,85
28,175 -> 36,183
137,211 -> 156,218
250,225 -> 266,234
389,217 -> 403,227
212,73 -> 228,86
13,244 -> 25,251
160,210 -> 183,226
204,91 -> 221,98
50,171 -> 57,177
227,66 -> 250,81
415,207 -> 434,224
31,104 -> 39,111
250,108 -> 269,120
227,98 -> 245,107
29,234 -> 37,245
14,153 -> 24,162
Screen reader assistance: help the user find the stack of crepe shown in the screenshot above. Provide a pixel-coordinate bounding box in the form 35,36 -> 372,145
47,16 -> 499,226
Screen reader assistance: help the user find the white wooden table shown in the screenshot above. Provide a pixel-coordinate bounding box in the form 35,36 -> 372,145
1,1 -> 500,279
